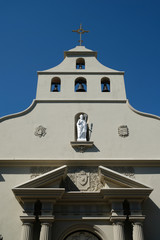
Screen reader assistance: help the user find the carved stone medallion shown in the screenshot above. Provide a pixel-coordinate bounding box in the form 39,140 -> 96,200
76,170 -> 90,190
34,125 -> 47,138
65,231 -> 99,240
118,125 -> 129,137
65,167 -> 104,191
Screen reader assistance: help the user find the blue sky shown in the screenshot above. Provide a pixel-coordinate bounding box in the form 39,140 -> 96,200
0,0 -> 160,117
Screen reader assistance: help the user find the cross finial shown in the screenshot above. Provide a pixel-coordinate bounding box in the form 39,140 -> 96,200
72,24 -> 89,46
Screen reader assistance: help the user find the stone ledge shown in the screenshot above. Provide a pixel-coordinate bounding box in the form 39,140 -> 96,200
70,141 -> 94,153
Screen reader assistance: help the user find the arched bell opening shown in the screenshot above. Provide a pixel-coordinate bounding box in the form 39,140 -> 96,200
75,77 -> 87,92
101,77 -> 110,92
76,58 -> 85,69
51,77 -> 61,92
74,112 -> 89,141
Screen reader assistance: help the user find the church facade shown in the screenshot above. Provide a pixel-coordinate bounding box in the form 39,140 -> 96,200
0,44 -> 160,240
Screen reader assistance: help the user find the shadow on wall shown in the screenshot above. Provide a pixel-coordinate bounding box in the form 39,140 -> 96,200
72,144 -> 100,153
143,198 -> 160,240
0,174 -> 5,182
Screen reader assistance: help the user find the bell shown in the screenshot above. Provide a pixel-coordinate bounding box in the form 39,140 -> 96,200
102,83 -> 109,92
52,84 -> 59,92
76,83 -> 86,92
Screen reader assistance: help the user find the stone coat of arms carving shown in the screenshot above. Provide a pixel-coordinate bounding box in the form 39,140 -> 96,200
66,167 -> 104,191
76,170 -> 90,190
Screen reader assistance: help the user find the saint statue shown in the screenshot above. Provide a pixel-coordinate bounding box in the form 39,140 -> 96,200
77,114 -> 87,141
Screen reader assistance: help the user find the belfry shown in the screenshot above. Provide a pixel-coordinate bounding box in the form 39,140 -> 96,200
0,26 -> 160,240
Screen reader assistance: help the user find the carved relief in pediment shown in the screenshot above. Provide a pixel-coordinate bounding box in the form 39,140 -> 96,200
64,167 -> 104,191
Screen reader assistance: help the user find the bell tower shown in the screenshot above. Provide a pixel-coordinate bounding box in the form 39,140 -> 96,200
36,45 -> 126,101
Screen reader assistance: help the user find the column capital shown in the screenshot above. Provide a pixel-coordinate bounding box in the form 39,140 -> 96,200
110,216 -> 126,223
20,216 -> 36,224
39,215 -> 54,223
129,215 -> 145,223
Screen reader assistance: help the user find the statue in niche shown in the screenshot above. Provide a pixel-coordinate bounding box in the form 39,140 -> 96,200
77,114 -> 87,141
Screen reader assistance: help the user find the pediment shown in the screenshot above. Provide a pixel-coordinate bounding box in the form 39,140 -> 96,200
98,166 -> 153,200
12,165 -> 153,204
99,166 -> 151,189
15,165 -> 67,188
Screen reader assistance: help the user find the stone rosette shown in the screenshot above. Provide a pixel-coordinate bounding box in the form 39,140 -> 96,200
34,125 -> 47,138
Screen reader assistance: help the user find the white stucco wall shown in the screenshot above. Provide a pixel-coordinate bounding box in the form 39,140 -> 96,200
0,101 -> 160,159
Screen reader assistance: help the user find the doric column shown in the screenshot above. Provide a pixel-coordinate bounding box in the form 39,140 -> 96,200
39,221 -> 52,240
20,216 -> 35,240
39,217 -> 54,240
129,201 -> 145,240
132,221 -> 144,240
112,221 -> 125,240
39,202 -> 54,240
20,202 -> 35,240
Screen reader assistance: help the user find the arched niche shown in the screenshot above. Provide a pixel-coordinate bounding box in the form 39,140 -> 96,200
101,77 -> 110,92
76,58 -> 85,69
75,112 -> 89,141
64,230 -> 101,240
75,77 -> 87,92
51,77 -> 61,92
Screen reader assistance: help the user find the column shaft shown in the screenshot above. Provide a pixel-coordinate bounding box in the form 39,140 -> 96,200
20,223 -> 33,240
39,223 -> 51,240
113,222 -> 125,240
133,222 -> 144,240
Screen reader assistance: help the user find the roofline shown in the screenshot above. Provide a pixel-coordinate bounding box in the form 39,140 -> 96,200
127,100 -> 160,120
64,51 -> 97,58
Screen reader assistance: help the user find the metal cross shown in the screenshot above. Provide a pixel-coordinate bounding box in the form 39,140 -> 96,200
72,24 -> 89,46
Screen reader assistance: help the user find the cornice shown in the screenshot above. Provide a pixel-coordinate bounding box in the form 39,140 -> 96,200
64,50 -> 97,58
1,158 -> 160,167
12,188 -> 65,203
101,188 -> 153,200
0,99 -> 127,123
37,71 -> 124,75
36,99 -> 127,103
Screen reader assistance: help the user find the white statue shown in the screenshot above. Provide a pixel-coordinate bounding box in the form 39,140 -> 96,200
77,114 -> 87,141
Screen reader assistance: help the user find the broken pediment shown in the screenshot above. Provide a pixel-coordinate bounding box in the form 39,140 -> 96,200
99,166 -> 153,200
12,165 -> 67,204
99,166 -> 150,189
12,165 -> 153,205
